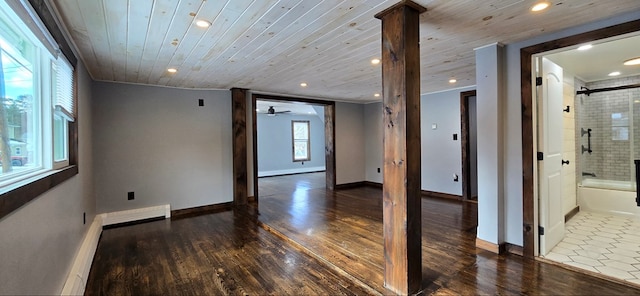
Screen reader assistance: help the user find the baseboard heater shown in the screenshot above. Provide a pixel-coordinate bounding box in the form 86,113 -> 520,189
100,204 -> 171,226
61,204 -> 171,295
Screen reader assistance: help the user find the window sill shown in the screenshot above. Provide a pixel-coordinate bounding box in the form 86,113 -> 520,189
0,165 -> 78,220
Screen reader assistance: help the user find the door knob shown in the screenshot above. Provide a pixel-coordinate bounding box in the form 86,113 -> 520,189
562,159 -> 570,165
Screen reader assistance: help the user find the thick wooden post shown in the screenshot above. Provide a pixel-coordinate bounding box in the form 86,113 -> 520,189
231,88 -> 248,206
375,1 -> 425,294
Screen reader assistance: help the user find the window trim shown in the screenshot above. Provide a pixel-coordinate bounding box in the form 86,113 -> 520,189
292,120 -> 310,162
0,0 -> 78,220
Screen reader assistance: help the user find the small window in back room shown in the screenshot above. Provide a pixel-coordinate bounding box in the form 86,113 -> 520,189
292,120 -> 310,162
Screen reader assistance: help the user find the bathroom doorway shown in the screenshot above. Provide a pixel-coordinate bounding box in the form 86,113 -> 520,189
529,27 -> 640,285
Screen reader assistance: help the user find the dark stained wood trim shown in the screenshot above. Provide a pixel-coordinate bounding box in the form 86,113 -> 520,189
374,0 -> 426,19
251,95 -> 259,203
0,166 -> 78,219
170,202 -> 234,220
69,67 -> 79,166
231,88 -> 248,206
376,1 -> 425,293
565,206 -> 580,223
506,243 -> 524,257
324,104 -> 336,191
460,90 -> 476,201
253,93 -> 336,107
421,190 -> 462,201
27,0 -> 77,66
68,121 -> 78,166
334,181 -> 366,190
520,19 -> 640,258
364,181 -> 383,189
250,93 -> 336,193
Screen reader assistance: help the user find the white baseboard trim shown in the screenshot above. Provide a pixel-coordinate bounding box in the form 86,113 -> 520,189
101,204 -> 171,226
61,204 -> 171,295
61,215 -> 103,296
258,166 -> 325,177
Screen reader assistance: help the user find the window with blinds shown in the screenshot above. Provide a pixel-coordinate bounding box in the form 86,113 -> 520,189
53,55 -> 74,121
52,56 -> 74,165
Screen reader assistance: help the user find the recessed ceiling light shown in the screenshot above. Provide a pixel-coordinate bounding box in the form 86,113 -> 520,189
608,71 -> 621,77
374,93 -> 380,97
449,79 -> 457,84
623,57 -> 640,66
577,44 -> 592,51
300,82 -> 308,87
167,68 -> 177,73
371,58 -> 381,65
531,1 -> 550,12
195,19 -> 211,28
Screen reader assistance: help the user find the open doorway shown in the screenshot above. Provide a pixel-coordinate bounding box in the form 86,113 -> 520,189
460,90 -> 478,201
251,93 -> 336,203
522,20 -> 640,285
534,33 -> 640,284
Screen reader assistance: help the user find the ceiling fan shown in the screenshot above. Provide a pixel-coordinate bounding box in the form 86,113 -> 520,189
266,106 -> 290,116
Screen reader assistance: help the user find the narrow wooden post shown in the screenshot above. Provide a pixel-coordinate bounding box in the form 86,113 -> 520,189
324,104 -> 336,191
375,1 -> 425,294
231,88 -> 248,206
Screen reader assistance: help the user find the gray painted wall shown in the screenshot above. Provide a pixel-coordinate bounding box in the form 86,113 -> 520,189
92,82 -> 233,213
364,103 -> 383,183
336,102 -> 365,184
0,62 -> 95,295
364,86 -> 475,195
421,87 -> 475,195
257,113 -> 326,175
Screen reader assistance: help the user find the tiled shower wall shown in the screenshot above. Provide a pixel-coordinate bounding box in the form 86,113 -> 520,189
578,75 -> 640,182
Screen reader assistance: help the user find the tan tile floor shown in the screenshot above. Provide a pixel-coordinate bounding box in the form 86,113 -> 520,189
545,211 -> 640,286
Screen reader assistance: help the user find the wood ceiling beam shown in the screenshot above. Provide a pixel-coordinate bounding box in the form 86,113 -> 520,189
375,1 -> 426,294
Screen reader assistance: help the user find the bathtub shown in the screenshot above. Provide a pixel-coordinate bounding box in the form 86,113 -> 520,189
578,179 -> 639,217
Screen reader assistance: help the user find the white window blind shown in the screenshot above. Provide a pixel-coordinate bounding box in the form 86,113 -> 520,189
54,55 -> 74,121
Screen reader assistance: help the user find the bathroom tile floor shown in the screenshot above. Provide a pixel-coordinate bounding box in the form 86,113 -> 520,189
544,211 -> 640,286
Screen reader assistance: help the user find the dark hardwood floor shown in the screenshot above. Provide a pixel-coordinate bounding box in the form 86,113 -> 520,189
85,172 -> 640,295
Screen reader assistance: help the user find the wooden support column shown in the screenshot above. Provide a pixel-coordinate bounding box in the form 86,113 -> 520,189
375,1 -> 425,294
231,88 -> 248,206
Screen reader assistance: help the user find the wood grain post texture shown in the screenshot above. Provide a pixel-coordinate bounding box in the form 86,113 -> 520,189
324,104 -> 336,191
375,1 -> 426,294
231,88 -> 248,206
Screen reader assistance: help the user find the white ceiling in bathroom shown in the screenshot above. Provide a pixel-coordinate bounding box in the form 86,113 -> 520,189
545,33 -> 640,83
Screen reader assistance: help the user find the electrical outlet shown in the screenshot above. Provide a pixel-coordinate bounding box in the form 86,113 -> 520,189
453,133 -> 458,141
128,191 -> 135,200
198,99 -> 204,106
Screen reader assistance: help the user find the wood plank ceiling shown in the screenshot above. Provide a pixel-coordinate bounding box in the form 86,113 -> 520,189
49,0 -> 640,102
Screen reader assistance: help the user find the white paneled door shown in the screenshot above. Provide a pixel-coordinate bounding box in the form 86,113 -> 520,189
538,57 -> 565,256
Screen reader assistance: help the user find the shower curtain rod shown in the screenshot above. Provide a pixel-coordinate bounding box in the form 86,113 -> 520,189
576,83 -> 640,96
